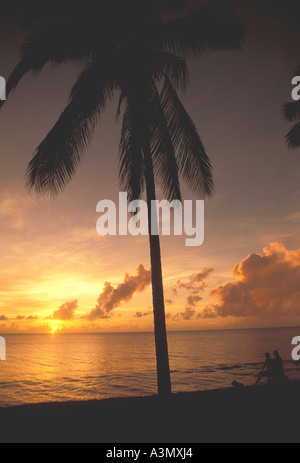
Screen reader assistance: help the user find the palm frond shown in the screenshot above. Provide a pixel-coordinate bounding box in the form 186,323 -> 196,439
20,22 -> 93,67
285,122 -> 300,149
161,77 -> 214,197
119,95 -> 145,203
0,58 -> 32,107
26,61 -> 117,196
159,5 -> 245,57
149,83 -> 182,203
1,22 -> 91,105
154,51 -> 189,92
284,101 -> 300,122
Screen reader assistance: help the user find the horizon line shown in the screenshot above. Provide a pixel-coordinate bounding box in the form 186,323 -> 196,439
2,325 -> 300,335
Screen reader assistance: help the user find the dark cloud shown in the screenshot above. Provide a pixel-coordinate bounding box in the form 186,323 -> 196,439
172,268 -> 214,296
180,307 -> 197,320
135,310 -> 152,319
187,295 -> 203,307
201,243 -> 300,319
171,295 -> 202,321
0,315 -> 9,321
87,265 -> 151,321
52,300 -> 78,321
13,315 -> 39,321
171,268 -> 213,320
197,307 -> 218,319
169,307 -> 196,321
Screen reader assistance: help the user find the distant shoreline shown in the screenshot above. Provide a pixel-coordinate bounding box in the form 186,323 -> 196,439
1,381 -> 299,443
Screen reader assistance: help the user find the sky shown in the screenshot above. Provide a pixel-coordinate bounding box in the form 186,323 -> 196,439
0,0 -> 300,334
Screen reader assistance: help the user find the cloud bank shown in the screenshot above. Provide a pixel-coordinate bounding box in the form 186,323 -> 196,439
201,243 -> 300,319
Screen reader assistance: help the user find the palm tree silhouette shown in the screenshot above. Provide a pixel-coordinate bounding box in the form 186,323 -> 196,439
1,1 -> 244,396
284,74 -> 300,148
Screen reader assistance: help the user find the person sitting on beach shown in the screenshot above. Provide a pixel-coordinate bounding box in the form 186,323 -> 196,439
232,380 -> 244,389
272,350 -> 287,382
255,353 -> 273,385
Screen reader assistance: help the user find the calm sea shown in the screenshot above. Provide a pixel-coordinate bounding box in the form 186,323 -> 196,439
0,327 -> 299,407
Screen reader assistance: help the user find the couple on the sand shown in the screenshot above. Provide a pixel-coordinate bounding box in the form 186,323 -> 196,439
256,351 -> 286,385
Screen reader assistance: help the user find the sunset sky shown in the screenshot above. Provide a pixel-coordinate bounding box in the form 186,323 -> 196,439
0,0 -> 300,334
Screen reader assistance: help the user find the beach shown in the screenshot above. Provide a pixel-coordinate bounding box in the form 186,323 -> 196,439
0,380 -> 299,443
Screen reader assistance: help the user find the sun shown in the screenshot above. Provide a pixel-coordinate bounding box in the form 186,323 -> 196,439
51,326 -> 58,334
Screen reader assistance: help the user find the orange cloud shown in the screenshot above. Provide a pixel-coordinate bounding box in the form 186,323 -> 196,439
171,268 -> 213,321
135,310 -> 152,319
201,243 -> 300,319
180,307 -> 196,320
87,265 -> 151,320
172,268 -> 214,296
52,300 -> 78,321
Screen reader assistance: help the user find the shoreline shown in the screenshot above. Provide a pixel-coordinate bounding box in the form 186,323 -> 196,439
0,380 -> 299,443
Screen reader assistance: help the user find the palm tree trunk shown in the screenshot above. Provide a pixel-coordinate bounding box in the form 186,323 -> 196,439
143,142 -> 172,397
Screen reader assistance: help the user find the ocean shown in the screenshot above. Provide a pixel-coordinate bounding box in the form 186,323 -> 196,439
0,327 -> 299,407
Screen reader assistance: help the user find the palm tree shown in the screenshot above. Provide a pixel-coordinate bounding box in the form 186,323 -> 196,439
284,77 -> 300,148
1,1 -> 244,396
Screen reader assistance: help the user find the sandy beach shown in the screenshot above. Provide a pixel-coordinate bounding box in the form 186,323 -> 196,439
0,380 -> 299,443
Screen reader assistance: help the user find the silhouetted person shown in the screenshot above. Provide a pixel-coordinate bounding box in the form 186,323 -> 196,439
232,380 -> 244,389
255,353 -> 273,385
272,351 -> 287,382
